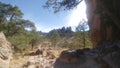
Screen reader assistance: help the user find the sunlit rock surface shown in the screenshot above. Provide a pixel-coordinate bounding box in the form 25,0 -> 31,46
0,32 -> 12,68
9,47 -> 64,68
21,48 -> 60,68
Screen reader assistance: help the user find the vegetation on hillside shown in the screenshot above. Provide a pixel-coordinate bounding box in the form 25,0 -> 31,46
0,2 -> 43,52
0,1 -> 92,53
46,20 -> 92,48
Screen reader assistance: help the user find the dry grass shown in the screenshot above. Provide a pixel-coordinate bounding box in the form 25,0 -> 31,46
10,55 -> 29,68
9,47 -> 65,68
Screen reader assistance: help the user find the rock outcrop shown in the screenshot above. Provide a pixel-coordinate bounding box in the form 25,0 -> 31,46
54,41 -> 120,68
85,0 -> 120,46
22,48 -> 58,68
85,0 -> 103,46
0,32 -> 12,68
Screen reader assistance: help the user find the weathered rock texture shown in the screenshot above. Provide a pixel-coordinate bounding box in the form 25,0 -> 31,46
54,41 -> 120,68
21,48 -> 60,68
85,0 -> 120,46
0,32 -> 12,68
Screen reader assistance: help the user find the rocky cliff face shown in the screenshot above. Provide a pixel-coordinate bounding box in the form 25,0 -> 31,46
85,0 -> 103,46
0,32 -> 12,68
85,0 -> 120,46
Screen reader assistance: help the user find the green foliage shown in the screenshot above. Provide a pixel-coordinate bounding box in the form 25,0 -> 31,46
0,1 -> 93,52
0,1 -> 36,36
7,32 -> 43,52
8,33 -> 30,51
0,2 -> 23,22
44,0 -> 83,13
47,27 -> 74,48
75,31 -> 92,48
60,42 -> 73,48
0,1 -> 42,52
46,24 -> 92,49
73,20 -> 92,48
49,30 -> 61,47
27,31 -> 43,46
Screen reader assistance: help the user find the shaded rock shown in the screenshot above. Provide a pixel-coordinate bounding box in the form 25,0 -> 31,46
54,41 -> 120,68
0,32 -> 12,68
85,0 -> 120,46
54,50 -> 109,68
54,50 -> 100,68
24,49 -> 43,56
35,49 -> 43,55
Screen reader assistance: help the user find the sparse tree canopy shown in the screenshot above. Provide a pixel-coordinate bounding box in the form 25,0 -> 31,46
0,2 -> 23,22
44,0 -> 83,13
0,1 -> 41,52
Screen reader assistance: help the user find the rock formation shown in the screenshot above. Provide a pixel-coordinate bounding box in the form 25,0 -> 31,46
85,0 -> 120,46
54,41 -> 120,68
0,32 -> 12,68
23,48 -> 57,68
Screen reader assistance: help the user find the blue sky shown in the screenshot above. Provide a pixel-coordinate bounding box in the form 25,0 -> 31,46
1,0 -> 87,32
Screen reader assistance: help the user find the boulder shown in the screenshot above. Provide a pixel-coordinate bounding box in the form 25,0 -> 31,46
54,50 -> 101,68
54,43 -> 120,68
0,32 -> 12,68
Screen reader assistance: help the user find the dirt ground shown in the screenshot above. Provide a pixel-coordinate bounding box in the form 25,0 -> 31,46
9,48 -> 66,68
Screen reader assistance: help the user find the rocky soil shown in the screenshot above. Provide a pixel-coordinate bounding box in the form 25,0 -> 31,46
9,41 -> 120,68
10,48 -> 64,68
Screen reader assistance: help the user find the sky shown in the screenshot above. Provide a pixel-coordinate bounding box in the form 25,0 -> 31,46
1,0 -> 87,32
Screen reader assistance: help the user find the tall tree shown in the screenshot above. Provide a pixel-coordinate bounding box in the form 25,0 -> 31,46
0,2 -> 23,34
0,2 -> 10,23
8,6 -> 23,21
7,19 -> 36,36
50,30 -> 60,47
76,20 -> 88,48
0,2 -> 22,22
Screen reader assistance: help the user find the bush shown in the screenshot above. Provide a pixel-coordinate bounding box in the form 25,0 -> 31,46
7,32 -> 43,52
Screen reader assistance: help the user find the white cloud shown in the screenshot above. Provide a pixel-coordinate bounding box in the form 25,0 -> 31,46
34,22 -> 49,32
66,1 -> 87,27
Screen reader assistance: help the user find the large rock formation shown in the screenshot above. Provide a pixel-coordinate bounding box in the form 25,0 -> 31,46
85,0 -> 103,46
54,41 -> 120,68
85,0 -> 120,46
0,32 -> 12,68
